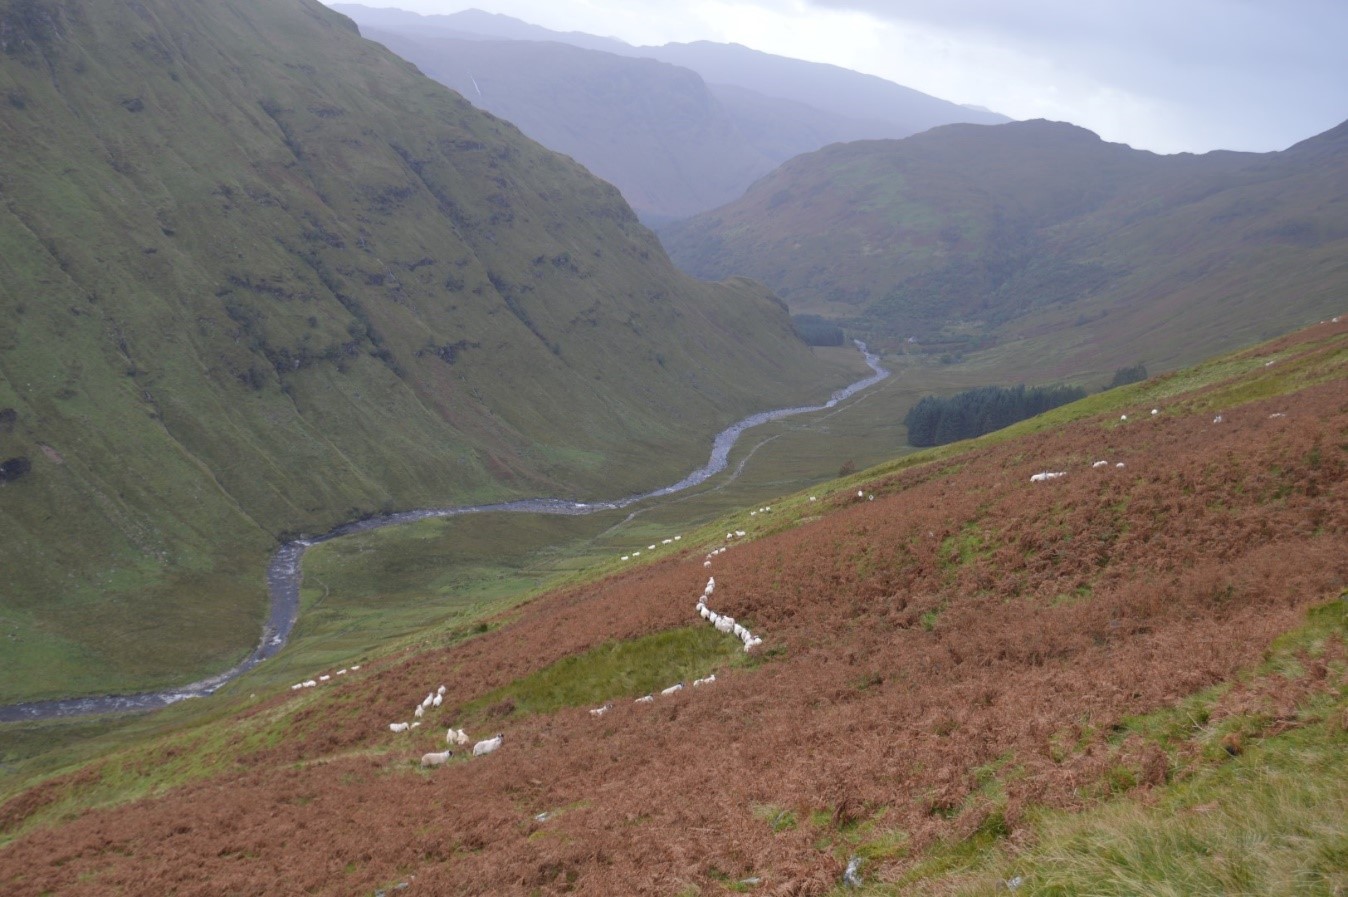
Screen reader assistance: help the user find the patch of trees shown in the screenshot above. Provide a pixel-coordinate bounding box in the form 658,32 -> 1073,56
792,314 -> 845,347
1107,362 -> 1148,388
904,383 -> 1087,447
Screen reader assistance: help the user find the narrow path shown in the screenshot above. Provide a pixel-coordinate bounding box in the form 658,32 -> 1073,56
0,344 -> 890,722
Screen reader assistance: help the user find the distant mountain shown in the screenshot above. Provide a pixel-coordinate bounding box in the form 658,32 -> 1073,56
358,29 -> 778,221
0,0 -> 844,702
661,118 -> 1348,376
333,5 -> 1011,221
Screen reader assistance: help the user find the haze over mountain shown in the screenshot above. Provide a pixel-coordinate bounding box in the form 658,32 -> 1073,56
662,118 -> 1348,377
334,4 -> 1010,221
0,0 -> 849,702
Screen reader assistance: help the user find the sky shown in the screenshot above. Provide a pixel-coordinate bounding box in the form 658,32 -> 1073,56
331,0 -> 1348,155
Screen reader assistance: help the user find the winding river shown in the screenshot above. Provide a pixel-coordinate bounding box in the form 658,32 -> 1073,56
0,344 -> 889,723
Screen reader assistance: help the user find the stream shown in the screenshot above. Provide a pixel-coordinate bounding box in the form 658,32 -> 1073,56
0,343 -> 889,722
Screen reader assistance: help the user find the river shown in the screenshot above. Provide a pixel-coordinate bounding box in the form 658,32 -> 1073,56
0,343 -> 889,722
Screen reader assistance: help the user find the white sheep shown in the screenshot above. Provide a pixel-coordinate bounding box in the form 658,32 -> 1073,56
809,496 -> 817,502
290,683 -> 303,691
1092,460 -> 1108,468
662,538 -> 672,545
648,544 -> 656,550
421,750 -> 452,768
410,721 -> 421,729
432,693 -> 443,707
351,665 -> 361,671
634,695 -> 654,704
621,555 -> 630,561
589,704 -> 611,717
693,674 -> 717,687
1030,471 -> 1066,483
302,680 -> 317,688
421,693 -> 435,708
732,623 -> 748,640
318,674 -> 330,682
704,560 -> 712,568
736,530 -> 746,537
446,727 -> 470,746
336,669 -> 348,676
715,616 -> 735,634
707,612 -> 721,626
389,722 -> 410,733
699,606 -> 712,620
1120,414 -> 1128,421
472,734 -> 504,756
414,704 -> 425,719
437,685 -> 446,695
660,683 -> 684,696
1151,408 -> 1159,416
1116,462 -> 1126,468
1213,414 -> 1224,424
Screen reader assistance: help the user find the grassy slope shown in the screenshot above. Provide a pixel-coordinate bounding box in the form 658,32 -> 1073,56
660,119 -> 1347,375
0,0 -> 851,702
0,319 -> 1342,895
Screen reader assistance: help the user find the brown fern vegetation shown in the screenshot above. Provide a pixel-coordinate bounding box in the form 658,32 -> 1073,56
2,321 -> 1346,895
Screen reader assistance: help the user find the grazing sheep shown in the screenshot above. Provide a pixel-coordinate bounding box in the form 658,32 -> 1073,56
318,675 -> 330,682
432,693 -> 443,708
446,727 -> 470,746
634,695 -> 654,704
410,722 -> 421,729
472,734 -> 504,756
704,560 -> 712,568
1151,408 -> 1159,416
707,612 -> 721,626
1116,462 -> 1126,468
336,669 -> 348,676
693,674 -> 717,687
421,751 -> 452,768
1213,414 -> 1224,424
1030,471 -> 1066,483
736,530 -> 746,537
648,544 -> 656,550
809,496 -> 817,502
699,606 -> 712,620
1120,414 -> 1128,421
661,683 -> 684,696
1092,460 -> 1108,468
389,722 -> 410,733
302,680 -> 318,688
589,704 -> 611,717
421,693 -> 435,708
351,665 -> 361,671
732,623 -> 748,640
662,538 -> 672,544
290,683 -> 303,691
715,616 -> 735,634
621,555 -> 630,561
414,704 -> 425,719
437,685 -> 446,695
744,636 -> 763,650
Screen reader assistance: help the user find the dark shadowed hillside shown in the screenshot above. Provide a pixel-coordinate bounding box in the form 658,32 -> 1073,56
661,118 -> 1347,375
0,0 -> 850,702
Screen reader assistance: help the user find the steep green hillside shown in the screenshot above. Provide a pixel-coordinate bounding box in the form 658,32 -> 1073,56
662,119 -> 1347,373
0,0 -> 847,702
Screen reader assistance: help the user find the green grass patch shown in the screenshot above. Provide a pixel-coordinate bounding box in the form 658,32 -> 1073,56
460,626 -> 748,721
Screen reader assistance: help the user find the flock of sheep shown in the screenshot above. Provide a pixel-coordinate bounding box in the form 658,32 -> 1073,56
289,664 -> 360,690
385,684 -> 504,766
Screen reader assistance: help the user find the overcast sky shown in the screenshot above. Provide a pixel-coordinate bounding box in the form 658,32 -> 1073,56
335,1 -> 1348,154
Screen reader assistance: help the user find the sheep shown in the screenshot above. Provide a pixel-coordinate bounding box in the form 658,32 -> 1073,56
715,616 -> 735,634
1092,460 -> 1108,468
318,674 -> 330,682
736,530 -> 746,537
699,606 -> 712,620
1151,408 -> 1159,416
437,685 -> 447,695
660,683 -> 684,696
472,734 -> 504,756
446,727 -> 470,746
389,722 -> 410,733
432,693 -> 443,707
693,674 -> 716,687
410,721 -> 422,729
662,538 -> 672,545
290,683 -> 303,690
421,693 -> 435,708
302,680 -> 318,688
336,669 -> 348,676
707,612 -> 721,626
674,535 -> 682,541
857,490 -> 864,498
1030,471 -> 1066,483
421,751 -> 452,768
648,544 -> 656,550
589,704 -> 611,717
1213,414 -> 1224,424
704,560 -> 712,568
809,496 -> 817,501
621,555 -> 630,561
732,623 -> 748,640
634,695 -> 654,704
351,665 -> 361,671
414,704 -> 425,719
1115,462 -> 1126,468
1120,414 -> 1128,421
744,636 -> 763,650
706,576 -> 715,591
